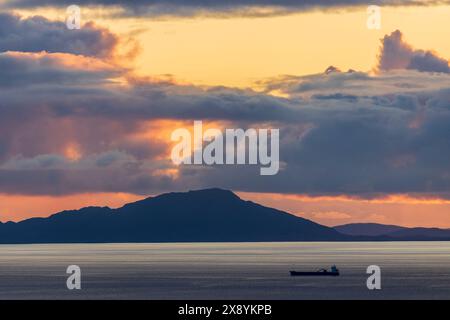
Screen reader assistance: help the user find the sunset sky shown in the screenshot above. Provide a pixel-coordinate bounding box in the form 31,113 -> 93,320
1,0 -> 450,227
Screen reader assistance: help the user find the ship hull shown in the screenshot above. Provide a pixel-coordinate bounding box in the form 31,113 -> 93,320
289,271 -> 339,276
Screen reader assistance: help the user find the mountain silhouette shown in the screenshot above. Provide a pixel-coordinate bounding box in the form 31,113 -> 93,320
334,223 -> 405,236
0,188 -> 347,244
335,223 -> 450,240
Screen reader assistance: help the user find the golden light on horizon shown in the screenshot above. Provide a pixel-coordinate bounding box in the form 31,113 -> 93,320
2,191 -> 450,228
237,192 -> 450,228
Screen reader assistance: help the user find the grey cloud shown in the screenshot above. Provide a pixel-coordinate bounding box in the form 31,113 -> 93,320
171,96 -> 450,198
0,51 -> 122,87
0,151 -> 137,170
0,13 -> 119,58
0,51 -> 296,173
0,51 -> 296,121
0,168 -> 177,195
378,30 -> 450,73
260,68 -> 450,98
3,0 -> 449,17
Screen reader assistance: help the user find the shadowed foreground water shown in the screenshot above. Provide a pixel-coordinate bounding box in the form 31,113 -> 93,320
1,242 -> 450,299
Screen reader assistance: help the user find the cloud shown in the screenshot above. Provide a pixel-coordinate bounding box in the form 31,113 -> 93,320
259,67 -> 450,98
0,51 -> 122,87
1,28 -> 450,199
0,13 -> 120,59
4,0 -> 449,17
0,50 -> 296,122
0,49 -> 295,196
0,151 -> 137,170
165,68 -> 450,198
377,30 -> 450,73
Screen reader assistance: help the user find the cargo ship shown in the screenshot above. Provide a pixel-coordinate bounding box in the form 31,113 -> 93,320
290,265 -> 339,276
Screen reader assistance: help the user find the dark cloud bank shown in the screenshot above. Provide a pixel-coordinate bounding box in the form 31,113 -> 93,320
1,11 -> 450,199
0,13 -> 118,58
4,0 -> 449,17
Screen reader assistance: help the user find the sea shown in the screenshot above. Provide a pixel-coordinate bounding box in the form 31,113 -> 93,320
1,242 -> 449,299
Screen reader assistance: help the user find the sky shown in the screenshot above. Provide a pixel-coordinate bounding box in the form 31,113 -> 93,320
1,0 -> 450,227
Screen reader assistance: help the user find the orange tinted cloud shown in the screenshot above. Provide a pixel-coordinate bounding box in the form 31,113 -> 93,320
5,50 -> 119,72
64,143 -> 82,161
245,192 -> 450,205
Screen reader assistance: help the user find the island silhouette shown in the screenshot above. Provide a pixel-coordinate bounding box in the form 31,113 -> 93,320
1,188 -> 449,243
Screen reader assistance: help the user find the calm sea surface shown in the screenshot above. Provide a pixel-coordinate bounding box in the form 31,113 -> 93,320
1,242 -> 449,299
